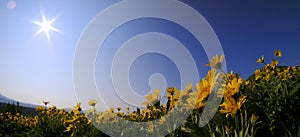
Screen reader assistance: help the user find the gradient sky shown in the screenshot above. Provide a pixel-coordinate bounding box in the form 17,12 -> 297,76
0,0 -> 299,110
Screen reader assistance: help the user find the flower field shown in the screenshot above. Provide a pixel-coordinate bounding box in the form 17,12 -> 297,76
1,50 -> 299,137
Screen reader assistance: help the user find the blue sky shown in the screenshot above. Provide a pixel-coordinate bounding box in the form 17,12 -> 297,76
0,0 -> 299,110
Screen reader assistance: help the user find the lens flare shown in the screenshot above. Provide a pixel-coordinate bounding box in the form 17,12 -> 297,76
33,10 -> 60,43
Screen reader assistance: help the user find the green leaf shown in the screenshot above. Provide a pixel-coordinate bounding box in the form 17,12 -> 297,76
234,130 -> 238,137
290,82 -> 300,97
297,126 -> 300,137
239,129 -> 244,137
244,124 -> 250,137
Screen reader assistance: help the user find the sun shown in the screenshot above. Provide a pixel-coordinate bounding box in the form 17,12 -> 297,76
33,11 -> 60,43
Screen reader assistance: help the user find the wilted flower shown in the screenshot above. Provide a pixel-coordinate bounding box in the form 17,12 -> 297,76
225,125 -> 233,135
251,114 -> 259,125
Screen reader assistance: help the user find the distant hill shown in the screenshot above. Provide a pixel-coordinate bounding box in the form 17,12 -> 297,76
0,102 -> 38,115
0,93 -> 72,114
0,93 -> 15,103
0,93 -> 38,109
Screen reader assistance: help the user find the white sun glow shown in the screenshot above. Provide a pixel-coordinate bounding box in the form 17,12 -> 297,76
33,11 -> 59,42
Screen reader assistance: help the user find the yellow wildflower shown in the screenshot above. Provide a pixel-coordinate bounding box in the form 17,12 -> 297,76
110,108 -> 114,113
141,89 -> 160,106
43,101 -> 50,106
195,69 -> 219,94
172,90 -> 183,101
88,99 -> 98,107
219,95 -> 246,118
36,106 -> 45,112
271,70 -> 275,75
226,70 -> 240,84
166,86 -> 177,95
87,119 -> 92,125
255,70 -> 262,81
117,107 -> 122,111
245,80 -> 250,85
75,102 -> 82,112
274,49 -> 282,57
185,82 -> 193,91
257,55 -> 264,64
166,90 -> 181,109
206,69 -> 220,89
271,59 -> 279,69
58,109 -> 66,115
177,82 -> 193,100
292,66 -> 297,72
185,91 -> 206,110
264,74 -> 271,81
129,111 -> 138,120
196,78 -> 211,99
66,124 -> 73,132
206,54 -> 224,69
185,69 -> 220,110
222,78 -> 243,97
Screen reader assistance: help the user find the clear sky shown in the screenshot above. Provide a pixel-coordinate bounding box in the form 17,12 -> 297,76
0,0 -> 299,110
